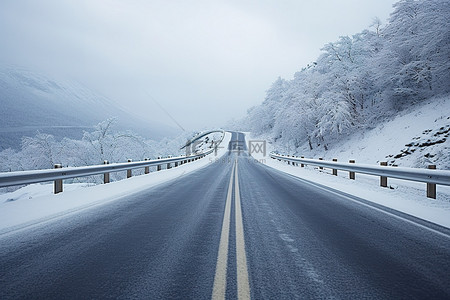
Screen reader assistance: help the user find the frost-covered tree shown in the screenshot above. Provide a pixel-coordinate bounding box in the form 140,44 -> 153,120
68,118 -> 155,166
376,0 -> 450,108
315,93 -> 354,145
21,132 -> 61,170
0,119 -> 190,177
237,0 -> 450,154
245,77 -> 288,136
0,148 -> 21,172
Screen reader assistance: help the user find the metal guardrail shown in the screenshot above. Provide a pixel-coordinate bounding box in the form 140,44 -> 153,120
270,153 -> 450,199
181,129 -> 225,150
0,149 -> 214,193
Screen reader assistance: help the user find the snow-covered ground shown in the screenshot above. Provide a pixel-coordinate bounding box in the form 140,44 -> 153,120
248,131 -> 450,229
297,95 -> 449,169
1,127 -> 448,236
0,132 -> 232,234
245,96 -> 449,228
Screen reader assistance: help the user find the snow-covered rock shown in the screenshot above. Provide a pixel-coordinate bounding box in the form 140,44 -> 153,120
297,95 -> 449,169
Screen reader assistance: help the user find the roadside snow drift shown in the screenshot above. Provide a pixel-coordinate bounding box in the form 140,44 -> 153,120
0,132 -> 232,234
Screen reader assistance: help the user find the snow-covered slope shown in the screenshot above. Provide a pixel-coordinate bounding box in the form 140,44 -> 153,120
0,66 -> 178,150
291,95 -> 449,169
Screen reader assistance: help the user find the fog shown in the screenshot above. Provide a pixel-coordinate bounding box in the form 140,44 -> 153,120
0,0 -> 397,130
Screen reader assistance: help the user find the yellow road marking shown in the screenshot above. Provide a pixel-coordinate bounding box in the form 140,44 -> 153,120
212,158 -> 251,300
234,158 -> 251,299
212,160 -> 235,300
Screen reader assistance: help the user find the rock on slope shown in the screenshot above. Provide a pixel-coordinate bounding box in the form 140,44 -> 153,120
293,95 -> 450,169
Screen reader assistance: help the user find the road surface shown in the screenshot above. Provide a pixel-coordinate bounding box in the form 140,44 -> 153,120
0,132 -> 449,299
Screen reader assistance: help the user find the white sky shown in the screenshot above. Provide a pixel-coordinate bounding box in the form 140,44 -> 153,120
0,0 -> 398,130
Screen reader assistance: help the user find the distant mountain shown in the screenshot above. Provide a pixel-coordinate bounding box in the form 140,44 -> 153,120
0,66 -> 179,150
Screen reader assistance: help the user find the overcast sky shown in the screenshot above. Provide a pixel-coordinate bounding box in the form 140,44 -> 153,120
0,0 -> 398,131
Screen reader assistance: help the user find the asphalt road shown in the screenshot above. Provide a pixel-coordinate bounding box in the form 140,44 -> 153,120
0,132 -> 449,299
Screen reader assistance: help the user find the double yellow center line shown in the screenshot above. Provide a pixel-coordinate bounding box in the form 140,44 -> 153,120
212,158 -> 250,300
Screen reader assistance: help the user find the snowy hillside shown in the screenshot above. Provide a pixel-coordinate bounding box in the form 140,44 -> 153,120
0,66 -> 177,150
287,95 -> 449,169
236,0 -> 450,170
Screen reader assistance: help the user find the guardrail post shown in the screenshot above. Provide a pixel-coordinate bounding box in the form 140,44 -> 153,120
144,158 -> 150,174
287,155 -> 291,165
157,157 -> 162,171
332,159 -> 337,176
54,164 -> 63,194
127,159 -> 132,178
427,165 -> 436,199
349,160 -> 355,180
380,162 -> 387,187
319,158 -> 323,170
175,161 -> 178,167
103,160 -> 110,183
167,162 -> 171,169
301,156 -> 304,167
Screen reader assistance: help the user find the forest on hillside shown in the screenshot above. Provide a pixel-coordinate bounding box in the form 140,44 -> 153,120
0,118 -> 195,182
238,0 -> 450,151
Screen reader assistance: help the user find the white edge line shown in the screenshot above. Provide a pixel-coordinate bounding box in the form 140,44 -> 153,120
276,169 -> 450,239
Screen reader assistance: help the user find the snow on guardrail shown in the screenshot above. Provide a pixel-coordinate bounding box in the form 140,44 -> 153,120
270,153 -> 450,199
0,148 -> 215,193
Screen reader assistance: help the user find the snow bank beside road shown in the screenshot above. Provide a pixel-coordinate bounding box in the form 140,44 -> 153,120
245,131 -> 450,229
0,132 -> 232,234
264,157 -> 450,229
247,96 -> 450,228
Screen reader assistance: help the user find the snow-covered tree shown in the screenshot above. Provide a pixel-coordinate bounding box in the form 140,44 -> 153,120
237,0 -> 450,155
21,132 -> 61,170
